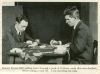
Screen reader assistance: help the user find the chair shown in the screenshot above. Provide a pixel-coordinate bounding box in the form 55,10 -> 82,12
2,35 -> 23,64
92,40 -> 98,64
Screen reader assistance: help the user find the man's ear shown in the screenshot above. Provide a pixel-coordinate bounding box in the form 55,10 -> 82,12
74,16 -> 77,20
15,21 -> 19,25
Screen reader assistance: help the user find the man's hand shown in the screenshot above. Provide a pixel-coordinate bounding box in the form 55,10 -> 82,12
50,39 -> 57,45
26,40 -> 32,45
50,39 -> 61,45
65,42 -> 71,47
28,42 -> 38,47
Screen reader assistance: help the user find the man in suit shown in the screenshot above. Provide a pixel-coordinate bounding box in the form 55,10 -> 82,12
3,15 -> 39,64
7,15 -> 36,49
50,6 -> 93,64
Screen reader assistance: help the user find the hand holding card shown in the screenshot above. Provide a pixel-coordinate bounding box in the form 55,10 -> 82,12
28,42 -> 38,47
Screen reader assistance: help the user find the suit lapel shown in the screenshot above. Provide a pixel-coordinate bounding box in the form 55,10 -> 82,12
71,21 -> 82,42
11,26 -> 20,42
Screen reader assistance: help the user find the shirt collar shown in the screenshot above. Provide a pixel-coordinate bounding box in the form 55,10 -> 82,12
15,26 -> 21,35
74,20 -> 80,29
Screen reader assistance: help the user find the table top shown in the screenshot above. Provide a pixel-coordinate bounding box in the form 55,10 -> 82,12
8,45 -> 69,64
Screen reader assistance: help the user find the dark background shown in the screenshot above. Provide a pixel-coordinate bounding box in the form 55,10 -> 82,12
16,2 -> 81,44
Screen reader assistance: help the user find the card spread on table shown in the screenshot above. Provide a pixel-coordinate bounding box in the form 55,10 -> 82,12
24,53 -> 37,61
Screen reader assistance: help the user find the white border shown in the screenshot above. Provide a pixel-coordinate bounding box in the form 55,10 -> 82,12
0,0 -> 100,74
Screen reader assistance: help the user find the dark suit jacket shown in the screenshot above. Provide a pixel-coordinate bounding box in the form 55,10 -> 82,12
70,21 -> 93,64
6,25 -> 34,48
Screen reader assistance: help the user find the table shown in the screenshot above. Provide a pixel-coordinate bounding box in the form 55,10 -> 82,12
8,45 -> 69,64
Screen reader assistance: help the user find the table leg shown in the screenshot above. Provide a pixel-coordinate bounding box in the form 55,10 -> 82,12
56,58 -> 63,64
9,56 -> 15,64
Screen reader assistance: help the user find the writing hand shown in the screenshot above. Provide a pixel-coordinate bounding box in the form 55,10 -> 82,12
26,40 -> 32,45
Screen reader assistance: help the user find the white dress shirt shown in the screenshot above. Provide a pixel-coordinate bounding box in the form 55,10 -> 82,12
73,20 -> 80,29
15,26 -> 21,35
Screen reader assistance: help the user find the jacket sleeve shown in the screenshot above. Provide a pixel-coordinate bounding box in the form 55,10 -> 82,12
7,30 -> 29,48
70,28 -> 87,54
24,32 -> 34,42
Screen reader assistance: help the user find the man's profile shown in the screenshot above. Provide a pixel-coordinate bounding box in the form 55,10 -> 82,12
50,6 -> 94,64
7,15 -> 34,49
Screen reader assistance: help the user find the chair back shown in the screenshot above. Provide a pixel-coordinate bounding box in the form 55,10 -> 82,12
92,40 -> 98,64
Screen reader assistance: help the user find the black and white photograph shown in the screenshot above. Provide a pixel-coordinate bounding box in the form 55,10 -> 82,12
2,2 -> 98,65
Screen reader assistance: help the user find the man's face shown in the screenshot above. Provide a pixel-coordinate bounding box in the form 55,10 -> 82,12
65,15 -> 76,27
17,20 -> 28,33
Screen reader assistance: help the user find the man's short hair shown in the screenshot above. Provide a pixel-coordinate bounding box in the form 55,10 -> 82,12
16,15 -> 28,23
63,6 -> 80,18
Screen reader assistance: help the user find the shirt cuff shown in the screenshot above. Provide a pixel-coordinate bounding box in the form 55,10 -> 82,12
58,41 -> 62,45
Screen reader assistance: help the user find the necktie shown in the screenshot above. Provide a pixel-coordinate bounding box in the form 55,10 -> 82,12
18,32 -> 22,42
